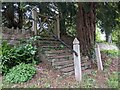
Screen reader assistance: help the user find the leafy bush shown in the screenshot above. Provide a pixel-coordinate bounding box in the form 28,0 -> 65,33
101,50 -> 119,57
107,72 -> 119,88
1,40 -> 37,75
0,41 -> 13,74
5,63 -> 36,83
112,25 -> 120,44
96,29 -> 102,42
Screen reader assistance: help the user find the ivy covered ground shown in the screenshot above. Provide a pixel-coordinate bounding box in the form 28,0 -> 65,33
1,50 -> 119,88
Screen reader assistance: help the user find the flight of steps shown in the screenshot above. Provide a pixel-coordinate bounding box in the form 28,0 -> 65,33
38,38 -> 91,75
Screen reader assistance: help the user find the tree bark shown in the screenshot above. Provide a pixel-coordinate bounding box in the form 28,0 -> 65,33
60,14 -> 67,36
105,32 -> 112,43
76,2 -> 96,59
18,2 -> 23,29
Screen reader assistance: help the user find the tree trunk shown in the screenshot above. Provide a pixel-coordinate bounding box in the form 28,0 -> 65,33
5,3 -> 14,28
106,32 -> 112,43
60,16 -> 67,36
18,2 -> 23,29
76,2 -> 96,59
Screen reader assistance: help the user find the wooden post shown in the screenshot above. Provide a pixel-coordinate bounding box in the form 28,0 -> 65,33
32,7 -> 37,35
73,38 -> 82,81
54,20 -> 57,37
56,15 -> 60,38
95,43 -> 103,71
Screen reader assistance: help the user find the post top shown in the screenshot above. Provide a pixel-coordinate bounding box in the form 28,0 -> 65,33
73,38 -> 79,44
95,43 -> 99,48
32,6 -> 37,11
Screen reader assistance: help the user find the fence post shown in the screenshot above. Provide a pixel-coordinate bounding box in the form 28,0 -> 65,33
95,43 -> 103,71
73,38 -> 82,81
32,7 -> 37,35
56,15 -> 60,38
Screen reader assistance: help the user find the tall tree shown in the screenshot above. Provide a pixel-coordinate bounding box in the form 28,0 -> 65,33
76,2 -> 96,59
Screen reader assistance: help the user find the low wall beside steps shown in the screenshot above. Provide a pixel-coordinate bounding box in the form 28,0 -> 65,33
2,27 -> 32,45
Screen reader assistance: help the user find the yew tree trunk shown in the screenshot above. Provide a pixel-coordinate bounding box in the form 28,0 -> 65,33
77,2 -> 96,59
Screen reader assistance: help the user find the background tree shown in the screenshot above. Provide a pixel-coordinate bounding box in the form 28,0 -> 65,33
56,2 -> 77,37
96,2 -> 119,43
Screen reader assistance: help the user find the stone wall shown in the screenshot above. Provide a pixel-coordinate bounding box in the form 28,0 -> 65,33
2,27 -> 32,45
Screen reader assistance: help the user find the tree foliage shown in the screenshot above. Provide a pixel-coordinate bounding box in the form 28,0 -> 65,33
96,2 -> 120,42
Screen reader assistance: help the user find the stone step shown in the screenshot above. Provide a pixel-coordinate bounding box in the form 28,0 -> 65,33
38,40 -> 58,43
60,65 -> 74,73
57,63 -> 89,70
63,70 -> 74,75
63,68 -> 93,75
45,49 -> 71,54
48,54 -> 73,59
48,56 -> 73,63
38,38 -> 58,41
54,63 -> 74,69
41,45 -> 65,49
45,52 -> 72,57
54,59 -> 73,65
41,47 -> 68,51
45,53 -> 71,57
39,42 -> 61,46
53,60 -> 74,67
38,39 -> 92,75
81,62 -> 91,67
52,60 -> 91,67
54,62 -> 90,71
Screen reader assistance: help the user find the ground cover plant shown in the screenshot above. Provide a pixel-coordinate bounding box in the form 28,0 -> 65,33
5,63 -> 36,83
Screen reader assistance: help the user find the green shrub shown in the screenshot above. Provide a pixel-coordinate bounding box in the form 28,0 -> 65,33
1,41 -> 37,75
96,29 -> 102,42
0,41 -> 13,74
101,50 -> 119,57
5,63 -> 36,83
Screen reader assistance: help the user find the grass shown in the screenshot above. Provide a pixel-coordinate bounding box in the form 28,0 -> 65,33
107,72 -> 119,88
80,73 -> 97,88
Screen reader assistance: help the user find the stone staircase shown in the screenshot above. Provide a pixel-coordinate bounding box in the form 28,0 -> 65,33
38,38 -> 91,75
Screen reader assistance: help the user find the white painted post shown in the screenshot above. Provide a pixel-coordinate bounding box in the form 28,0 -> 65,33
32,7 -> 37,35
95,43 -> 103,71
73,38 -> 82,81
